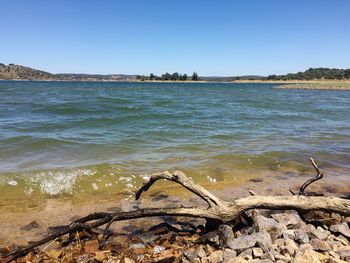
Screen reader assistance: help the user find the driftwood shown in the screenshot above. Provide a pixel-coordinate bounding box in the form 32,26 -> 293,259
2,158 -> 350,260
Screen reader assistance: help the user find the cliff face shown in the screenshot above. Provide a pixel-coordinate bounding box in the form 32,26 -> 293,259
0,64 -> 55,80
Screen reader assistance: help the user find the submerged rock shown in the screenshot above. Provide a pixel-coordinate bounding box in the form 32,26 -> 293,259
20,220 -> 40,231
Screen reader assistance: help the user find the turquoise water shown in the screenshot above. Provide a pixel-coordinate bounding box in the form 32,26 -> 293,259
0,81 -> 350,200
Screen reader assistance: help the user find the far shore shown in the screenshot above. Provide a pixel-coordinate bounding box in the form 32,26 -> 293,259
2,78 -> 350,90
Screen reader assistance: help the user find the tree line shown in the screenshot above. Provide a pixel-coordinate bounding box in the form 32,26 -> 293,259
267,68 -> 350,81
136,72 -> 199,81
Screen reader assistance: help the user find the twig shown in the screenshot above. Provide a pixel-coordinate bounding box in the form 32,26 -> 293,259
248,189 -> 257,196
299,157 -> 324,195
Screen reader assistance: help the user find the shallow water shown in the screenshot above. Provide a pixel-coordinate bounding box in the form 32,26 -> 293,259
0,81 -> 350,206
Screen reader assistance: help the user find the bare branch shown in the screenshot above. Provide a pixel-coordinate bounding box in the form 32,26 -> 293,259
299,157 -> 324,195
135,170 -> 224,207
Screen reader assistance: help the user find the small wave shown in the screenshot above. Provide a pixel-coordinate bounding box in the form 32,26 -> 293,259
29,169 -> 95,195
0,168 -> 97,196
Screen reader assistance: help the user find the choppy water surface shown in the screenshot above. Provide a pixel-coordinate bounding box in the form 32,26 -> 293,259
0,81 -> 350,204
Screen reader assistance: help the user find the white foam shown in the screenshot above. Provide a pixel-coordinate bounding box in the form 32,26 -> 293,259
206,176 -> 216,183
28,169 -> 95,195
7,179 -> 18,186
92,182 -> 98,190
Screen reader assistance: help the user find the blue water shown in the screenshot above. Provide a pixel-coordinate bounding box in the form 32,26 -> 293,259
0,81 -> 349,197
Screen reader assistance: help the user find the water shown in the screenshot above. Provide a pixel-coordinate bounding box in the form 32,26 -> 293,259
1,81 -> 350,204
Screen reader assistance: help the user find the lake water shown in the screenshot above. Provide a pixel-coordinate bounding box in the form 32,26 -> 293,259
1,81 -> 350,205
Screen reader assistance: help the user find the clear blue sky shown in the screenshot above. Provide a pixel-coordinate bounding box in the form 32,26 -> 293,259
1,0 -> 349,76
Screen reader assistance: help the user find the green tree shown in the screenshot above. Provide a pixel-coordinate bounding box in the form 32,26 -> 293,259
150,73 -> 155,80
191,72 -> 198,81
181,74 -> 188,81
171,72 -> 179,81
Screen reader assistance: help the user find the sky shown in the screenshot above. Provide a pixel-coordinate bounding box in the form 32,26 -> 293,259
0,0 -> 349,76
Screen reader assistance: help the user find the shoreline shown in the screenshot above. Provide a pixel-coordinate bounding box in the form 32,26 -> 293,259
1,168 -> 349,245
2,78 -> 350,85
1,169 -> 350,262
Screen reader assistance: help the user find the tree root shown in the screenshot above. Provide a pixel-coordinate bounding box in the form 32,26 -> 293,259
2,158 -> 350,261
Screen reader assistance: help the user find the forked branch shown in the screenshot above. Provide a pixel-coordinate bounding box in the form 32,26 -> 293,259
135,170 -> 225,207
299,157 -> 324,195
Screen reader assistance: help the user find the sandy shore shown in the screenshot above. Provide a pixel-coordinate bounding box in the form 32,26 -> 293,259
230,79 -> 350,90
276,81 -> 350,90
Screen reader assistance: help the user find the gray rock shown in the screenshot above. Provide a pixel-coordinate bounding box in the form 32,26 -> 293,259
334,235 -> 349,245
299,243 -> 313,253
310,238 -> 331,251
260,252 -> 275,262
336,246 -> 350,261
218,224 -> 235,247
197,245 -> 207,258
208,250 -> 223,263
328,240 -> 343,251
252,247 -> 264,258
153,245 -> 165,254
183,249 -> 200,262
250,260 -> 273,263
238,248 -> 252,260
269,249 -> 291,262
330,222 -> 350,238
344,217 -> 350,225
224,257 -> 248,263
293,248 -> 328,263
274,253 -> 291,262
328,250 -> 340,260
282,229 -> 295,240
226,231 -> 272,253
271,212 -> 304,229
198,231 -> 220,246
274,238 -> 285,248
206,244 -> 215,254
294,229 -> 309,244
280,239 -> 298,257
223,248 -> 237,260
201,256 -> 209,263
254,215 -> 283,241
304,224 -> 331,240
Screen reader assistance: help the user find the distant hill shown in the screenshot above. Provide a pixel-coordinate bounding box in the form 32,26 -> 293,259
202,75 -> 265,82
0,63 -> 136,81
0,63 -> 55,80
1,63 -> 350,82
266,68 -> 350,81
